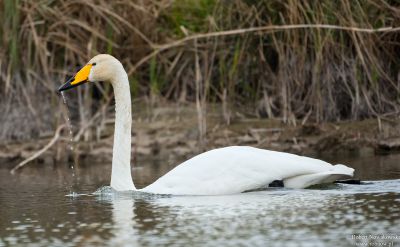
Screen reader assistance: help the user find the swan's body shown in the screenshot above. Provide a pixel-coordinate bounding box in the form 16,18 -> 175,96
59,54 -> 354,195
141,146 -> 353,195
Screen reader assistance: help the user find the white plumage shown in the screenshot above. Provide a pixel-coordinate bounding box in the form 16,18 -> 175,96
141,146 -> 353,195
60,54 -> 354,195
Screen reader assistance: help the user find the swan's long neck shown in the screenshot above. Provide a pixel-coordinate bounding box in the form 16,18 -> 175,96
110,68 -> 136,191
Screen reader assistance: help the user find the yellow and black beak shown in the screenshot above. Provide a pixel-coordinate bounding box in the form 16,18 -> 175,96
58,64 -> 92,92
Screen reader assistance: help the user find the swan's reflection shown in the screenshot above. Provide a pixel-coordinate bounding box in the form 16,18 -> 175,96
96,189 -> 337,246
96,191 -> 139,246
95,181 -> 400,246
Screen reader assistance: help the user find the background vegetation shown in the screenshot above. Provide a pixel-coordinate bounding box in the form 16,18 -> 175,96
1,0 -> 399,142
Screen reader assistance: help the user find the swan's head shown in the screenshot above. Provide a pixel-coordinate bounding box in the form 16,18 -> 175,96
58,54 -> 123,92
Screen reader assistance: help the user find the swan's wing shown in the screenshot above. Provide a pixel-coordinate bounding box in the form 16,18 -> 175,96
140,146 -> 354,195
284,164 -> 354,189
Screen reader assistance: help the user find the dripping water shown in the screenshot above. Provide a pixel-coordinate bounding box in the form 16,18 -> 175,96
60,92 -> 77,191
61,92 -> 74,152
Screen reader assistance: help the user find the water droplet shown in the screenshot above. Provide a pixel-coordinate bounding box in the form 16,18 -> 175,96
60,92 -> 74,150
60,92 -> 77,191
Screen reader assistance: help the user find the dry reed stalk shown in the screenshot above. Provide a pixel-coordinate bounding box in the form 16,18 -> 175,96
128,24 -> 399,74
1,0 -> 400,143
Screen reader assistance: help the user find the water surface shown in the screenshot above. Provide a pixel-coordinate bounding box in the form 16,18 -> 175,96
1,153 -> 400,246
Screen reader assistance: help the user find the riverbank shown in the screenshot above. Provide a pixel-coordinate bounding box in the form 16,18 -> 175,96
1,103 -> 399,171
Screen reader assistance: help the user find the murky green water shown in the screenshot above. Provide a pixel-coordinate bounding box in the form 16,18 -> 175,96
1,153 -> 400,247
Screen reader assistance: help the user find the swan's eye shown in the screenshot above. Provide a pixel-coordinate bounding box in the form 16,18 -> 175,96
92,62 -> 97,66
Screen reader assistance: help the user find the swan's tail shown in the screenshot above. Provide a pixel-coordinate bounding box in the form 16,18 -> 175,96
283,164 -> 354,189
332,164 -> 354,177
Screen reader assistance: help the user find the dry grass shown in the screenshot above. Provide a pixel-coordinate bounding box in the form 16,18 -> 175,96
0,0 -> 399,143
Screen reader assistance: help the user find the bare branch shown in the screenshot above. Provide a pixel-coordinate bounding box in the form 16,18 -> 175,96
10,125 -> 66,174
128,24 -> 400,75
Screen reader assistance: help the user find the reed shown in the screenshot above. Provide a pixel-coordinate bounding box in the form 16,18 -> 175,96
0,0 -> 399,141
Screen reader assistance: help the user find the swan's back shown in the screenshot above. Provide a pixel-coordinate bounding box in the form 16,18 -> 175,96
141,146 -> 354,195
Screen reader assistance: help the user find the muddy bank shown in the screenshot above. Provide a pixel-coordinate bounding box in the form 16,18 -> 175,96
1,103 -> 400,170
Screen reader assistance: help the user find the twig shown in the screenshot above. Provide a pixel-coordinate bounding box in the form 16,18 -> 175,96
128,24 -> 400,75
10,125 -> 66,174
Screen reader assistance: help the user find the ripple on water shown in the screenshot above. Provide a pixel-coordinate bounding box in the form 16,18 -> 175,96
1,167 -> 400,247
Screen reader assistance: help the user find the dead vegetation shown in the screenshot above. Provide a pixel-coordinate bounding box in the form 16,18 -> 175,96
0,0 -> 400,157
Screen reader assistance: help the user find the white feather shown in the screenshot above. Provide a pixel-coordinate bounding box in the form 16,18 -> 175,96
141,146 -> 354,195
87,54 -> 354,195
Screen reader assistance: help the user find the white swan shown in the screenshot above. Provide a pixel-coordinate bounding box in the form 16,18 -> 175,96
58,54 -> 354,195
